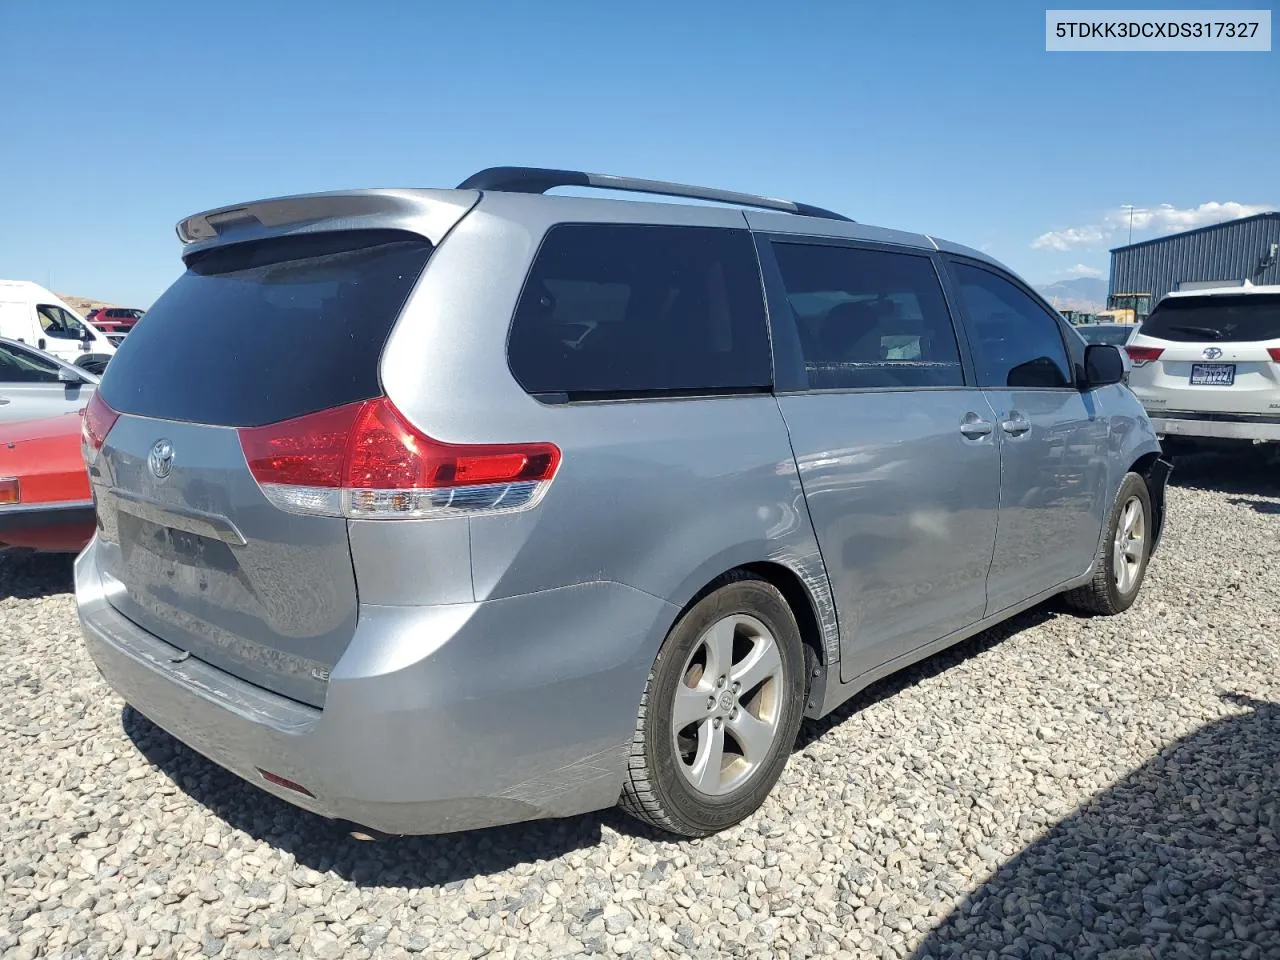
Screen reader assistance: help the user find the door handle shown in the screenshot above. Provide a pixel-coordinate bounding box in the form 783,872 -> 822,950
0,398 -> 9,405
959,415 -> 993,438
1000,416 -> 1032,436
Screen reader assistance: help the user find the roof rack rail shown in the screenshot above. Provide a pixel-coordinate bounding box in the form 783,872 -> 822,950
456,166 -> 853,222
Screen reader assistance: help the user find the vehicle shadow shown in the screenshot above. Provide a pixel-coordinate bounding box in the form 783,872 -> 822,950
0,549 -> 75,600
798,606 -> 1057,750
121,706 -> 605,886
1168,449 -> 1280,498
1226,496 -> 1280,516
912,693 -> 1280,958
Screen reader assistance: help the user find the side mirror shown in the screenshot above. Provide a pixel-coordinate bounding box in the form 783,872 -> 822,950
57,366 -> 85,384
1084,344 -> 1125,387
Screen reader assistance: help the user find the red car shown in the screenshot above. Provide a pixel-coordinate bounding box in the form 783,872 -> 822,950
0,412 -> 95,552
86,307 -> 144,342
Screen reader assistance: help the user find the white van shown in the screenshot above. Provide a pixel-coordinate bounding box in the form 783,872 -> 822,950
0,280 -> 116,374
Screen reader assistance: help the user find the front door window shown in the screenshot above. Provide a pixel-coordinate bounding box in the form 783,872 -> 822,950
37,304 -> 89,342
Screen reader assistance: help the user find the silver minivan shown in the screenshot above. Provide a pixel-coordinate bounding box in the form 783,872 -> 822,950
76,168 -> 1170,837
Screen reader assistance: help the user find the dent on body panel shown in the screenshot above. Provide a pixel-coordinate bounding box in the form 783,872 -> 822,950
764,532 -> 842,666
675,449 -> 840,666
804,423 -> 991,609
1095,382 -> 1162,499
778,391 -> 1001,680
466,397 -> 831,644
1098,383 -> 1160,457
992,390 -> 1111,583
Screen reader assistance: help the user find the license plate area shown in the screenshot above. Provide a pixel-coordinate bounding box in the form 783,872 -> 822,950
1190,363 -> 1235,386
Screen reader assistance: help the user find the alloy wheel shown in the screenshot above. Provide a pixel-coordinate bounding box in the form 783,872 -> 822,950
671,614 -> 785,796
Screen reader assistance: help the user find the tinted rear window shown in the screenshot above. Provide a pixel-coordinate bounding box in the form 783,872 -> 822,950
1139,293 -> 1280,343
99,231 -> 432,426
1078,325 -> 1132,346
508,224 -> 771,398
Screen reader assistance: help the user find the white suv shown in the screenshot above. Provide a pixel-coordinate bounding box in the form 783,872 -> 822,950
1125,284 -> 1280,450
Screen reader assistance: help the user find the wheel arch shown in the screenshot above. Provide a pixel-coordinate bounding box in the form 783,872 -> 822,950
668,558 -> 836,715
1128,450 -> 1172,554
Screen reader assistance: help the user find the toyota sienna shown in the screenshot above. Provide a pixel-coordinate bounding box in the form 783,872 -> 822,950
76,167 -> 1170,837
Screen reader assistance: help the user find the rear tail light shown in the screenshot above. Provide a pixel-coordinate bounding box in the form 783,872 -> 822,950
1125,345 -> 1164,366
1268,348 -> 1280,363
0,478 -> 19,505
238,396 -> 561,519
81,391 -> 120,465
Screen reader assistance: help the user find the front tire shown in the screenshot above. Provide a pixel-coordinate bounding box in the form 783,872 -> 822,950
618,573 -> 806,837
1062,471 -> 1152,616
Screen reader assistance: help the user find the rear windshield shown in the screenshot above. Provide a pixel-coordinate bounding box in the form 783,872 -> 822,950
99,230 -> 432,426
1079,325 -> 1132,346
508,224 -> 771,398
1139,293 -> 1280,343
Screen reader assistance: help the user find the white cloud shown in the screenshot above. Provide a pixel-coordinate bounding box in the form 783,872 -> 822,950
1065,263 -> 1103,278
1031,201 -> 1274,250
1111,201 -> 1273,234
1032,225 -> 1106,251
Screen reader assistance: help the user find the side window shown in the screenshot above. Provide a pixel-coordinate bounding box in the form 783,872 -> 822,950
37,304 -> 88,341
0,342 -> 62,383
771,242 -> 964,390
508,224 -> 771,397
950,264 -> 1073,389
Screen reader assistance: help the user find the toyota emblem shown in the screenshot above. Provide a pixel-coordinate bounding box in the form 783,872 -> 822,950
148,439 -> 174,479
1202,347 -> 1223,360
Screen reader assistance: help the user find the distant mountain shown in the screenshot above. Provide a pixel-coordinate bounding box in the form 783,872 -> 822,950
56,293 -> 115,316
1035,277 -> 1107,312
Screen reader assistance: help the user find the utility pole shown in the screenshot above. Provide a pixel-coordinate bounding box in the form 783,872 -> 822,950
1121,204 -> 1136,245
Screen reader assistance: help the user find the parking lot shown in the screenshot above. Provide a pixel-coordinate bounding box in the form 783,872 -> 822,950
1,452 -> 1277,960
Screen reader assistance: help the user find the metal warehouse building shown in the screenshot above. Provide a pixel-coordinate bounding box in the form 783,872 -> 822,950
1109,212 -> 1280,320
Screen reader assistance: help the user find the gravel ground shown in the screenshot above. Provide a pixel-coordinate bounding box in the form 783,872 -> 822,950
2,453 -> 1278,960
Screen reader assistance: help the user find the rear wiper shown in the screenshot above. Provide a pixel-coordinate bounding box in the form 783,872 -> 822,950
1166,325 -> 1223,340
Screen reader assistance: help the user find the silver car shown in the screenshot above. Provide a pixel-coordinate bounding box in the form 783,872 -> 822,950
0,336 -> 98,424
75,167 -> 1170,837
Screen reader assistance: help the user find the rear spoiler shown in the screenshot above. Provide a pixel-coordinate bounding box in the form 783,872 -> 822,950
175,189 -> 479,262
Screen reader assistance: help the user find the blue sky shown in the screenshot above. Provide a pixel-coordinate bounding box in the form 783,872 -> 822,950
0,0 -> 1273,306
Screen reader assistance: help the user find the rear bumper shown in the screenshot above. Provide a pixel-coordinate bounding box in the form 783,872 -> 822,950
1149,412 -> 1280,442
75,540 -> 676,834
0,499 -> 95,551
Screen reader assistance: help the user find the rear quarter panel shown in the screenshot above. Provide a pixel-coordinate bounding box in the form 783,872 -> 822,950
377,195 -> 840,666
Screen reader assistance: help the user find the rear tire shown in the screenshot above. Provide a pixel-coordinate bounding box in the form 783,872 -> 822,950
1062,472 -> 1152,616
618,573 -> 806,837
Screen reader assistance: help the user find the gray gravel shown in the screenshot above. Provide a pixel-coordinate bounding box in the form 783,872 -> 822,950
2,453 -> 1279,960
